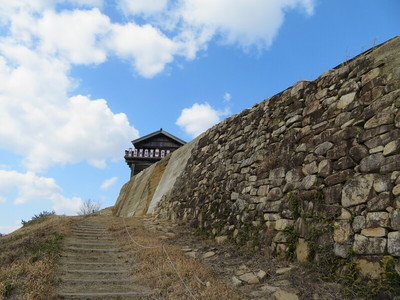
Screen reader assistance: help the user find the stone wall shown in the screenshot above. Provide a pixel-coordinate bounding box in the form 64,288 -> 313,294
153,36 -> 400,266
116,36 -> 400,271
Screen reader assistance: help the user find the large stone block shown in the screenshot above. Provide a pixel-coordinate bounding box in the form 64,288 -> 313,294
367,193 -> 392,211
325,170 -> 355,186
323,184 -> 342,204
361,227 -> 387,237
301,175 -> 318,190
349,144 -> 369,163
391,209 -> 400,230
352,215 -> 366,233
359,153 -> 384,172
296,238 -> 309,262
366,212 -> 390,228
314,141 -> 334,155
383,140 -> 400,156
334,220 -> 352,242
364,107 -> 394,129
337,92 -> 356,109
318,160 -> 332,177
341,175 -> 374,207
388,231 -> 400,256
353,234 -> 387,255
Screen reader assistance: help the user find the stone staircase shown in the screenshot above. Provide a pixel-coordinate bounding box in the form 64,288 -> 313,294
58,217 -> 152,299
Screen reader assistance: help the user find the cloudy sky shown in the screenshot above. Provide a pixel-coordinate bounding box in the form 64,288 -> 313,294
0,0 -> 398,234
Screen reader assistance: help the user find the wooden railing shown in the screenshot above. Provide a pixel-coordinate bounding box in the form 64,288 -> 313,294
125,148 -> 171,158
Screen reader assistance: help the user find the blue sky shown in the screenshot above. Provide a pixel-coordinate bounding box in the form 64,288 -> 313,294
0,0 -> 399,234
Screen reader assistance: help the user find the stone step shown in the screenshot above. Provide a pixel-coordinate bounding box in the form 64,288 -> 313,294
63,242 -> 116,248
62,262 -> 123,266
62,279 -> 131,283
63,247 -> 120,252
59,291 -> 151,298
64,270 -> 129,274
66,237 -> 113,241
72,228 -> 108,234
60,254 -> 121,263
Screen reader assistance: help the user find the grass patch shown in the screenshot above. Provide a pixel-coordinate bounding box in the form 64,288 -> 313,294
108,216 -> 244,300
0,215 -> 73,299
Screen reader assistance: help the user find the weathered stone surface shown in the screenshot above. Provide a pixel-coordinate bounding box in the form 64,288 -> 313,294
325,170 -> 354,186
314,142 -> 334,155
393,184 -> 400,196
273,290 -> 300,300
361,227 -> 387,237
341,175 -> 374,207
267,187 -> 283,201
352,216 -> 366,233
302,161 -> 318,175
285,168 -> 303,183
369,146 -> 384,154
359,153 -> 384,172
353,234 -> 387,254
337,208 -> 352,220
275,219 -> 294,231
334,243 -> 351,258
334,220 -> 352,242
257,270 -> 267,280
373,175 -> 392,193
361,67 -> 381,86
364,108 -> 394,129
349,144 -> 369,163
333,156 -> 356,170
231,276 -> 242,286
358,259 -> 384,279
270,167 -> 286,179
202,251 -> 216,258
215,235 -> 228,244
337,92 -> 356,109
367,193 -> 392,211
381,155 -> 400,173
366,212 -> 390,228
323,184 -> 342,204
239,272 -> 259,284
318,160 -> 332,177
391,210 -> 400,230
383,140 -> 400,156
294,239 -> 308,263
388,231 -> 400,256
301,175 -> 318,190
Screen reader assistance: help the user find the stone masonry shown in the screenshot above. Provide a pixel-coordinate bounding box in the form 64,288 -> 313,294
152,36 -> 400,266
116,36 -> 400,273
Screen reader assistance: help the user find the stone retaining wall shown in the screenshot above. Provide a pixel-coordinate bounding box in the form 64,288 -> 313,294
153,36 -> 400,268
116,37 -> 400,272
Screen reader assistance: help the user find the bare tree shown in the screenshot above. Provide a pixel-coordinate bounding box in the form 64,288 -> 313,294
78,199 -> 101,215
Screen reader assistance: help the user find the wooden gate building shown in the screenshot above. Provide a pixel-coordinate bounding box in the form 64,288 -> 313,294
124,129 -> 186,177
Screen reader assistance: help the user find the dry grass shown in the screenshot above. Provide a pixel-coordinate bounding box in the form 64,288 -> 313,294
0,215 -> 74,300
107,216 -> 245,300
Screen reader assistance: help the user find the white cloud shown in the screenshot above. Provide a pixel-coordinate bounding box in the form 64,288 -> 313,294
118,0 -> 168,15
100,176 -> 118,190
0,196 -> 6,203
0,45 -> 139,172
223,92 -> 231,102
176,102 -> 228,138
179,0 -> 315,49
36,9 -> 110,65
0,170 -> 83,215
106,23 -> 178,77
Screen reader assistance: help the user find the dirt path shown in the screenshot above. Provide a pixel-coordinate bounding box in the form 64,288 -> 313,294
57,217 -> 152,299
